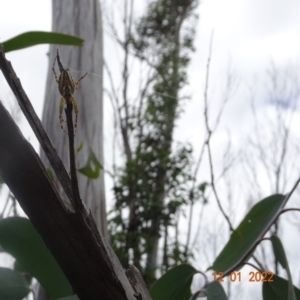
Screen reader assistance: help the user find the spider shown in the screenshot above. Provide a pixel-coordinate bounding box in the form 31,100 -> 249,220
52,56 -> 87,135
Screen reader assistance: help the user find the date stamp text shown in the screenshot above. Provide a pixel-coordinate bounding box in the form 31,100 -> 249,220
212,271 -> 274,282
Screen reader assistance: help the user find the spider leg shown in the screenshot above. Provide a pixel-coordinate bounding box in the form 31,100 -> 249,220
74,73 -> 88,90
59,97 -> 68,135
52,56 -> 60,84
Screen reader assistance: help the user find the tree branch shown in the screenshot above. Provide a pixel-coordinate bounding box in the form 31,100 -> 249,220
203,32 -> 234,231
0,45 -> 73,207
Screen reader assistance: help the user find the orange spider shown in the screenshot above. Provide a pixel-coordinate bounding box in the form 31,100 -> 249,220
52,56 -> 87,134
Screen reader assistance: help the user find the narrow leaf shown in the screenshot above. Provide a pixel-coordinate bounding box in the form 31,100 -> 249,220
0,217 -> 72,299
210,194 -> 284,273
270,235 -> 287,269
75,142 -> 84,154
150,264 -> 198,300
263,275 -> 300,300
78,149 -> 102,179
0,267 -> 30,300
2,31 -> 83,53
270,235 -> 296,300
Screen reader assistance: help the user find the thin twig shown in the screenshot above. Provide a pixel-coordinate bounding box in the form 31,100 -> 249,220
280,208 -> 300,214
185,194 -> 195,256
191,200 -> 206,248
203,31 -> 234,231
243,262 -> 262,272
252,254 -> 266,271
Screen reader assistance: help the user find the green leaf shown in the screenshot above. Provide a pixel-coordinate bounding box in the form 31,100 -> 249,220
270,235 -> 287,269
0,217 -> 72,299
75,142 -> 84,154
198,182 -> 208,193
197,281 -> 227,300
263,275 -> 300,300
0,267 -> 30,300
210,194 -> 284,272
13,260 -> 32,286
270,235 -> 296,300
78,149 -> 102,179
150,264 -> 198,300
2,31 -> 84,53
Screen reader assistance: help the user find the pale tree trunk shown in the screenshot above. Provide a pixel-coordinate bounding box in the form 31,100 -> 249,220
38,0 -> 106,298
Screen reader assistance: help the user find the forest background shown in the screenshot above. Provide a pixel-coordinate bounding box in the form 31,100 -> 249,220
1,0 -> 300,299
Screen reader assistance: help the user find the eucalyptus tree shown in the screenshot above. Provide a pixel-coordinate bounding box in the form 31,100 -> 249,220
39,1 -> 106,299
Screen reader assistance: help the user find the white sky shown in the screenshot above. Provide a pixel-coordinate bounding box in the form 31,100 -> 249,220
1,0 -> 300,299
1,0 -> 300,148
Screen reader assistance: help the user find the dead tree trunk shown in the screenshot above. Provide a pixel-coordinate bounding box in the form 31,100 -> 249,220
41,0 -> 106,234
38,1 -> 107,298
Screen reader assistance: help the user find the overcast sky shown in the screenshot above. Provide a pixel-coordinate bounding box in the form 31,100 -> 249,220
1,1 -> 300,299
1,0 -> 300,149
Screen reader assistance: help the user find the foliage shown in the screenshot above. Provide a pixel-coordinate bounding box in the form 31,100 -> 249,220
1,194 -> 298,300
2,31 -> 83,53
108,0 -> 200,285
270,235 -> 297,299
0,29 -> 84,299
263,275 -> 300,300
0,5 -> 299,300
210,194 -> 284,272
78,148 -> 102,179
0,267 -> 31,300
150,192 -> 299,300
0,217 -> 72,299
150,264 -> 198,300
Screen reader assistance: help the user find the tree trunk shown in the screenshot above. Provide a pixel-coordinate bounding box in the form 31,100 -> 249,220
38,0 -> 106,298
41,0 -> 106,234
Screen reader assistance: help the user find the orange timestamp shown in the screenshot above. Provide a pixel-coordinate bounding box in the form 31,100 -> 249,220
212,271 -> 274,282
